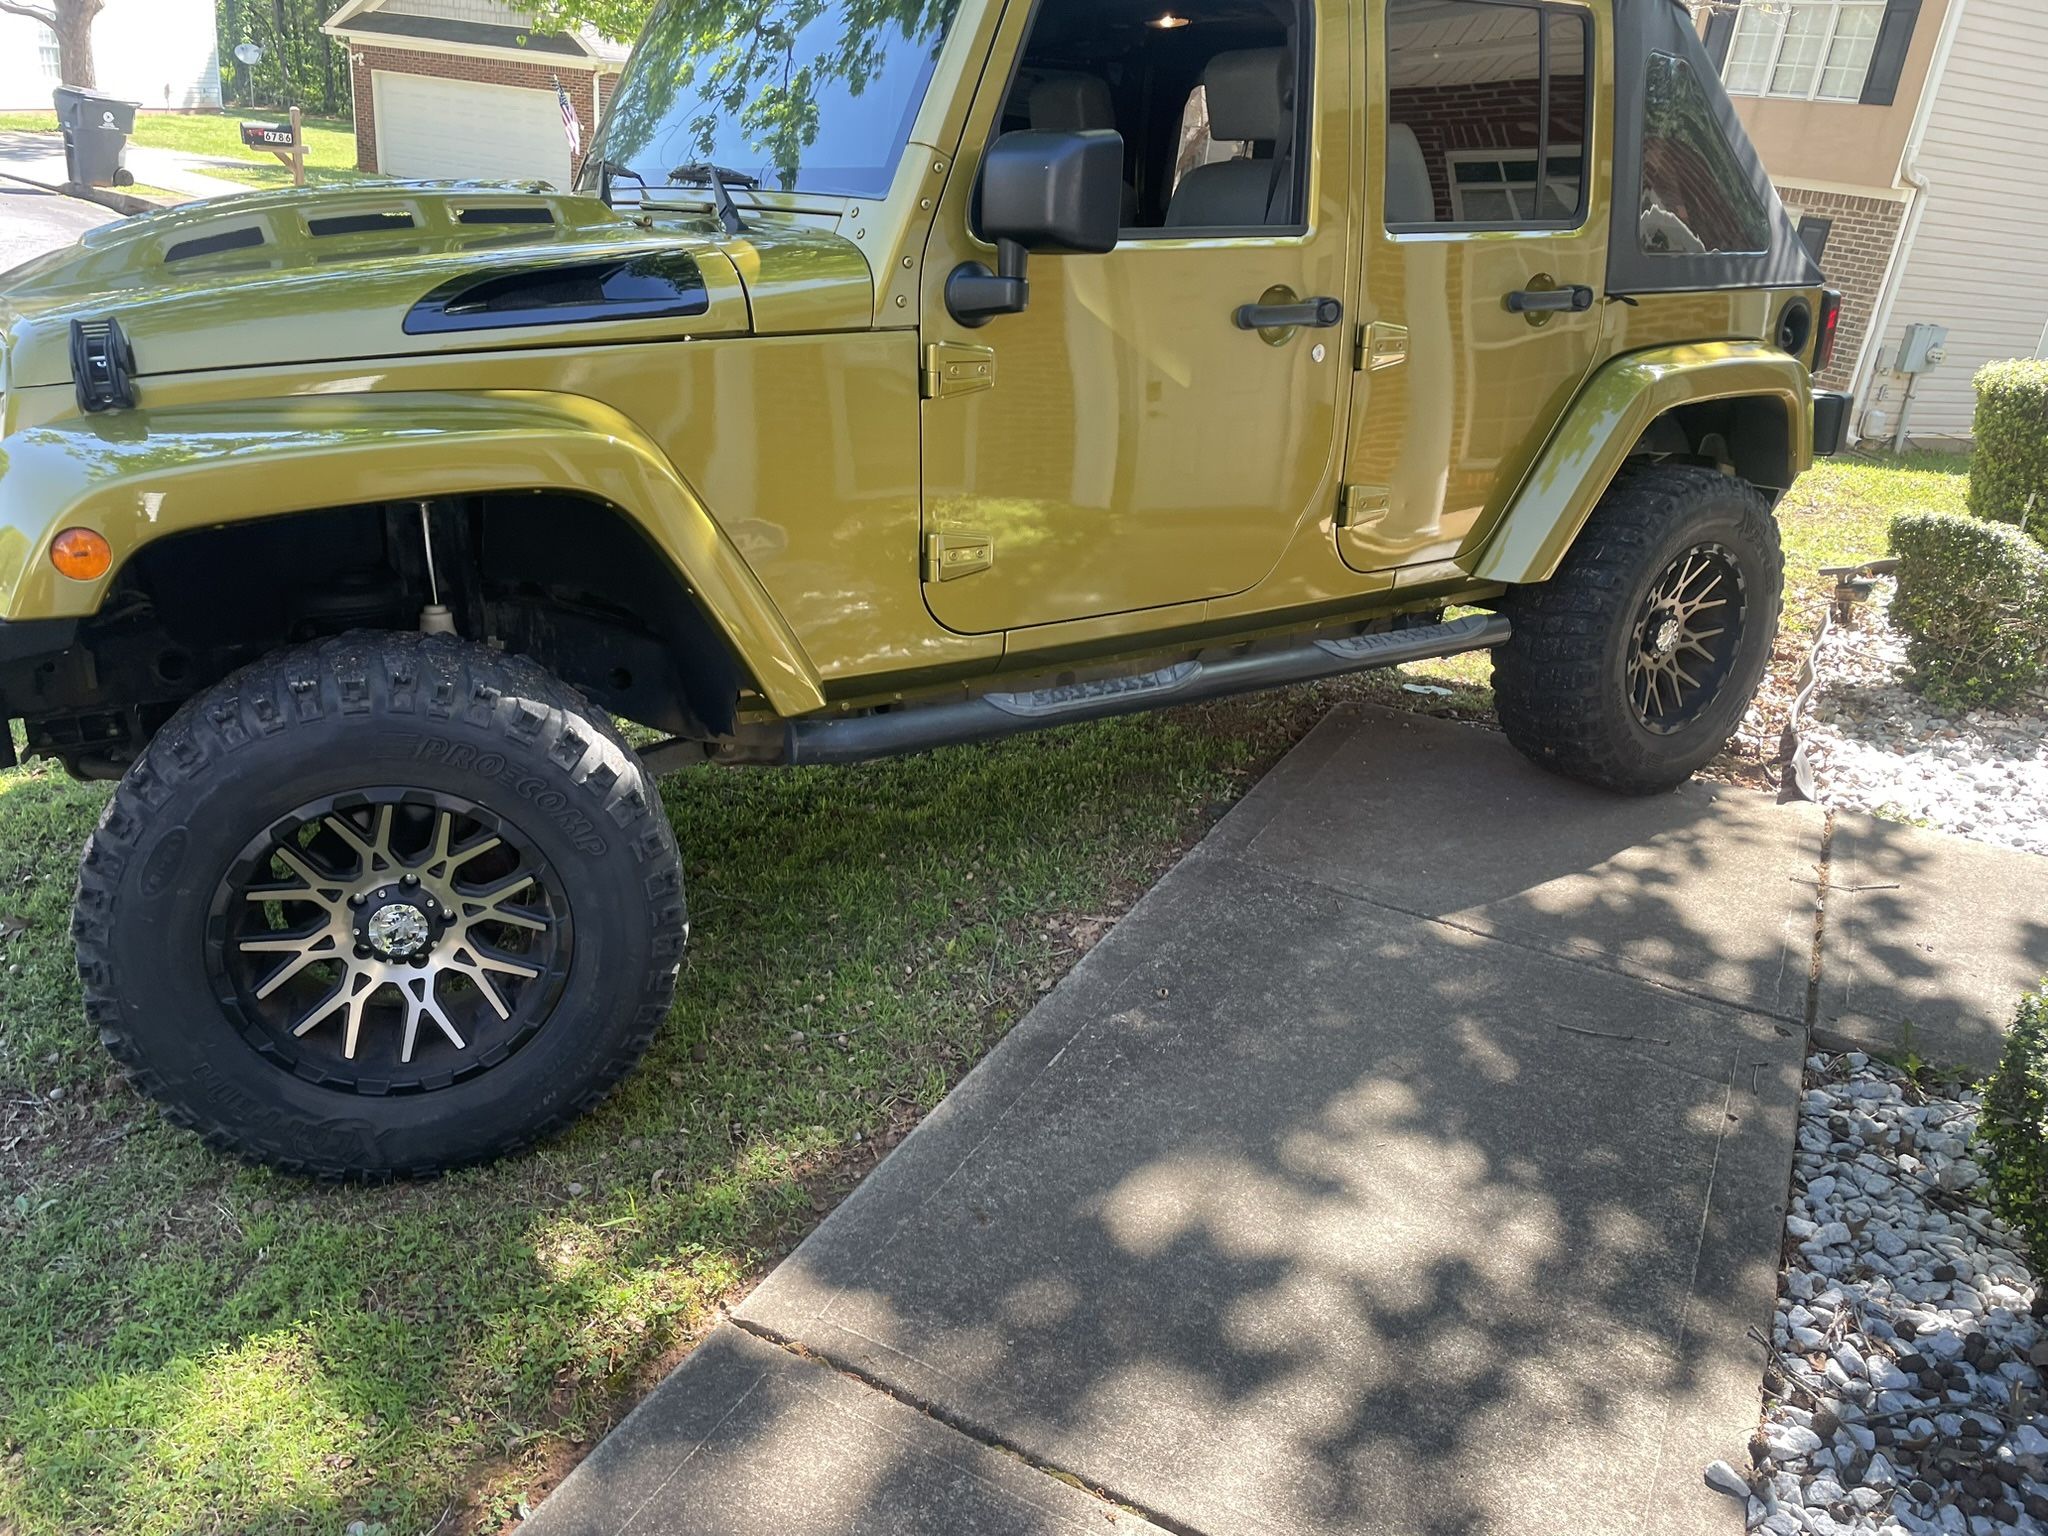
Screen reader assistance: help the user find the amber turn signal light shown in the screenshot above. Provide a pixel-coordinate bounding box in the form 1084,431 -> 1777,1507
50,528 -> 113,582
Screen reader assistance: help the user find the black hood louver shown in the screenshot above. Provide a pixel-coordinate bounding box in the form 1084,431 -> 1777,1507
403,253 -> 711,335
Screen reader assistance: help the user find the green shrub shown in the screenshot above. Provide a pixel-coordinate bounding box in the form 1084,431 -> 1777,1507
1982,985 -> 2048,1274
1970,360 -> 2048,542
1888,511 -> 2048,708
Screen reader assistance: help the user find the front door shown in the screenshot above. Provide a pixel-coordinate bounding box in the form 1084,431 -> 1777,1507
919,0 -> 1355,636
1339,0 -> 1610,574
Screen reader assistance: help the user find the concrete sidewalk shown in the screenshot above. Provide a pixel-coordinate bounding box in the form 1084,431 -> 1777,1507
0,129 -> 245,204
525,704 -> 2045,1536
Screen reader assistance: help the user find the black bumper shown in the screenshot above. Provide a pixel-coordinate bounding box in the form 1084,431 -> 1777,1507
1813,391 -> 1853,457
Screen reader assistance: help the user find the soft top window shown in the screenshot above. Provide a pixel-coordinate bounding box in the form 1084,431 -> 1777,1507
1639,52 -> 1770,257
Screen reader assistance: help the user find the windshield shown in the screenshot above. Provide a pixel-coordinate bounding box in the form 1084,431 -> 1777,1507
586,1 -> 963,201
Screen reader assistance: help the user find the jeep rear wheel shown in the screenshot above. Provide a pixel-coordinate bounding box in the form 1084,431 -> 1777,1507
73,633 -> 686,1178
1493,464 -> 1783,795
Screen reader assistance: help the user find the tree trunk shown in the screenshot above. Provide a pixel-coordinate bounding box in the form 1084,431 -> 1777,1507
54,0 -> 103,89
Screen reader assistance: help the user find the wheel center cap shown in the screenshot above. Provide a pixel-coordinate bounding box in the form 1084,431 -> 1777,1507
1652,616 -> 1683,658
366,902 -> 433,959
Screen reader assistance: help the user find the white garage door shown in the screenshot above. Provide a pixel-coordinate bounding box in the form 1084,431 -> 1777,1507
374,71 -> 573,187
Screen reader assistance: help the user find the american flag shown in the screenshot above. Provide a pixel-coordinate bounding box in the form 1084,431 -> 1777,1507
554,76 -> 583,159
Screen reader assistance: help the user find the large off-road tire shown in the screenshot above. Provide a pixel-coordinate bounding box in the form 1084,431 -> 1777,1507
73,632 -> 686,1178
1493,464 -> 1784,796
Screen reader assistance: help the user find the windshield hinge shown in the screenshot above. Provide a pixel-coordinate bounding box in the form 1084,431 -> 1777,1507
922,341 -> 996,400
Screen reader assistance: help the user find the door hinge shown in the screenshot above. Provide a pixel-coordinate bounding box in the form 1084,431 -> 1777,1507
1356,321 -> 1409,372
922,341 -> 997,400
1338,485 -> 1391,529
923,531 -> 995,583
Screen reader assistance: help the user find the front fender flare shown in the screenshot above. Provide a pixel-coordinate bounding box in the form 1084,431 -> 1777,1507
0,389 -> 827,716
1471,342 -> 1813,587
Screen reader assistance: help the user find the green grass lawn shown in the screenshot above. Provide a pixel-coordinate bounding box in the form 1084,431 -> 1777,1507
0,110 -> 369,191
0,450 -> 1969,1535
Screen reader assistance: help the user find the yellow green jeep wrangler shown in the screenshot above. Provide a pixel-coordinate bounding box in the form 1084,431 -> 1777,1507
0,0 -> 1849,1176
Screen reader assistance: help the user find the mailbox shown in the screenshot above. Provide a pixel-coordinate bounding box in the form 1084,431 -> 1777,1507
240,121 -> 297,150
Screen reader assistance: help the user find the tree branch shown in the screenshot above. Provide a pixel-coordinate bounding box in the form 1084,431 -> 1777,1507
0,0 -> 60,23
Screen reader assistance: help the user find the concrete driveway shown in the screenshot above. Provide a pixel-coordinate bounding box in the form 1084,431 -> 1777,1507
521,705 -> 2047,1536
0,181 -> 115,272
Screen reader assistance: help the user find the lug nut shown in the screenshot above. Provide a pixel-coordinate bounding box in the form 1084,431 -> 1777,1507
355,944 -> 372,960
401,874 -> 421,888
349,892 -> 367,908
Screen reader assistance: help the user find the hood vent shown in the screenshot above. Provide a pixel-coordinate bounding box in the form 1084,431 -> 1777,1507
404,253 -> 711,335
308,210 -> 418,237
165,225 -> 265,263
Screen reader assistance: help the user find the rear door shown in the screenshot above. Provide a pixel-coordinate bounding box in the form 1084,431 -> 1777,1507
1338,0 -> 1609,575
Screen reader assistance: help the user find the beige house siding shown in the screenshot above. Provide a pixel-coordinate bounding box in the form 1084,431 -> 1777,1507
1869,0 -> 2048,441
1723,0 -> 1951,193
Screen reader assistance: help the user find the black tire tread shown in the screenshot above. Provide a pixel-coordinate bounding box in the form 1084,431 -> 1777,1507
1493,464 -> 1783,795
72,631 -> 686,1179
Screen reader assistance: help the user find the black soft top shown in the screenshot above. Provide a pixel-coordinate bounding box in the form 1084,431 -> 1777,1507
1607,0 -> 1824,295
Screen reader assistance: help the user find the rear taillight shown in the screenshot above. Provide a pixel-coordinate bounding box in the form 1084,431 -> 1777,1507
1815,289 -> 1844,374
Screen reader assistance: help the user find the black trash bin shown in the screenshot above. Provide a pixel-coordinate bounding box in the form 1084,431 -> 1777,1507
52,85 -> 139,188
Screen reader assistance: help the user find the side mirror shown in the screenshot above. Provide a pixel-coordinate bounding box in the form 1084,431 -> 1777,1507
947,130 -> 1124,328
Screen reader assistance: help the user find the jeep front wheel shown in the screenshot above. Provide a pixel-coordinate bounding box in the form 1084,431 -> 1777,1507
73,633 -> 687,1178
1493,464 -> 1783,795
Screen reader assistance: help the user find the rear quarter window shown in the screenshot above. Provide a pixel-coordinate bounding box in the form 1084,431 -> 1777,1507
1639,52 -> 1770,256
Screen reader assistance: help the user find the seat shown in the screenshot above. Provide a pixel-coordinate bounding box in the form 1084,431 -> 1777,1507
1385,122 -> 1436,225
1029,73 -> 1138,224
1166,47 -> 1291,229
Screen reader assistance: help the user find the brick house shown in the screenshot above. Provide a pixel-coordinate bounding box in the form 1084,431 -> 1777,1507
323,0 -> 625,188
1701,0 -> 2048,444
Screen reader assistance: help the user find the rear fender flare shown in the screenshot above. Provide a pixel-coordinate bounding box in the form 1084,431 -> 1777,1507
1471,342 -> 1812,587
0,389 -> 826,716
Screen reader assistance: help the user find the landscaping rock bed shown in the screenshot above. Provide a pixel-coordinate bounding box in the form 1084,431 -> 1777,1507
1706,1053 -> 2047,1535
1797,582 -> 2048,855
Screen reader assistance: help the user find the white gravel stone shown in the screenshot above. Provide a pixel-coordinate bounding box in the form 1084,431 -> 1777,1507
1712,1055 -> 2048,1536
1796,581 -> 2048,855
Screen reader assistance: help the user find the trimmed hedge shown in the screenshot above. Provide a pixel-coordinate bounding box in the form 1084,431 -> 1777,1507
1889,511 -> 2048,708
1971,360 -> 2048,543
1982,985 -> 2048,1276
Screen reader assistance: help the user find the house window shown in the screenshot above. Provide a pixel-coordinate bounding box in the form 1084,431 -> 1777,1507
37,24 -> 62,80
1722,0 -> 1886,103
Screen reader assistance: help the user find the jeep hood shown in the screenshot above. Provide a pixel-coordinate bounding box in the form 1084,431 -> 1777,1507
0,184 -> 878,393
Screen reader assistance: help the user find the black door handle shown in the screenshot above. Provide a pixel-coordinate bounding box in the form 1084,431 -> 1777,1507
1235,296 -> 1344,330
1506,285 -> 1596,314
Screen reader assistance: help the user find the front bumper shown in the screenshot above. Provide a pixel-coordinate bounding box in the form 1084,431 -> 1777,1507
1813,391 -> 1853,458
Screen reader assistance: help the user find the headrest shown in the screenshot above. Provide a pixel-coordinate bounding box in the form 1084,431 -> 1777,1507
1204,48 -> 1289,144
1385,123 -> 1435,223
1031,73 -> 1116,134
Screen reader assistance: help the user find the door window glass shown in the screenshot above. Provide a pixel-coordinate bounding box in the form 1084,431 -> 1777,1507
1640,52 -> 1771,256
1386,0 -> 1590,231
1000,0 -> 1310,231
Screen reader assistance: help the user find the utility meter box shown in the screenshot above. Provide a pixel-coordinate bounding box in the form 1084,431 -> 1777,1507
1896,323 -> 1949,375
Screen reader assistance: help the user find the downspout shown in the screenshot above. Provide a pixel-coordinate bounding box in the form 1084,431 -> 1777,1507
1852,0 -> 1969,441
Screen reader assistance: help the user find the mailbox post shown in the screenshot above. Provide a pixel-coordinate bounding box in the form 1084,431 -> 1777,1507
239,107 -> 306,188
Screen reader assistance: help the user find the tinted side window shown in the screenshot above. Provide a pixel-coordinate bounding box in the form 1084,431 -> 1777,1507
1640,53 -> 1770,256
1386,0 -> 1590,230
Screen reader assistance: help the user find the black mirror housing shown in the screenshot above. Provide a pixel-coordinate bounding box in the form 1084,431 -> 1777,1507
980,129 -> 1124,254
947,130 -> 1123,328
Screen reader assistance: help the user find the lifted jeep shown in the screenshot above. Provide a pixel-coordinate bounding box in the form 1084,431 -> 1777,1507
0,0 -> 1848,1176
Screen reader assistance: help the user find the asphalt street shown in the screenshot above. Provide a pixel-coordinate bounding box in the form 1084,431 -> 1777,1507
0,181 -> 115,276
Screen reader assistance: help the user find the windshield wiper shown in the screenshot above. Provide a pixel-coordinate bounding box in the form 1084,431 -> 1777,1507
666,163 -> 759,237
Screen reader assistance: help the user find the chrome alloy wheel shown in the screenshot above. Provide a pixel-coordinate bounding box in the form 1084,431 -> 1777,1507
207,792 -> 573,1092
1626,542 -> 1748,735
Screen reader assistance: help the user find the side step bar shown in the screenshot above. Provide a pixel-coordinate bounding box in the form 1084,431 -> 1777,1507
765,613 -> 1511,768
